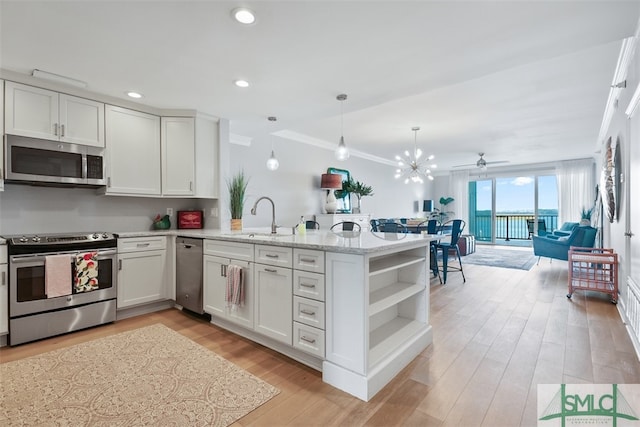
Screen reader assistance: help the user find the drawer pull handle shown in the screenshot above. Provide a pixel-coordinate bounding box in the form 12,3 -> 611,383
265,254 -> 279,258
301,336 -> 316,344
300,258 -> 315,263
136,243 -> 150,248
300,309 -> 316,316
299,283 -> 316,288
265,268 -> 278,273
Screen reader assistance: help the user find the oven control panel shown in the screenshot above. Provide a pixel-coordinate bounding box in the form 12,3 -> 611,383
8,232 -> 116,246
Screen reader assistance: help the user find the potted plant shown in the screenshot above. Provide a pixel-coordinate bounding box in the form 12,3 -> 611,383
431,196 -> 455,225
227,170 -> 249,231
343,177 -> 374,214
580,206 -> 593,226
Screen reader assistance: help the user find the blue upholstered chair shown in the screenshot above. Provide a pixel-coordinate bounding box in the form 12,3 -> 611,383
532,225 -> 597,263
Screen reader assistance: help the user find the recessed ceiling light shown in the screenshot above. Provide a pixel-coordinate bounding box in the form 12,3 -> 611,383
234,80 -> 249,88
126,91 -> 143,99
232,8 -> 256,24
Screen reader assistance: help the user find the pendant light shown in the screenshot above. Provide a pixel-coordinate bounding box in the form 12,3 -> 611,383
266,116 -> 279,171
335,94 -> 350,161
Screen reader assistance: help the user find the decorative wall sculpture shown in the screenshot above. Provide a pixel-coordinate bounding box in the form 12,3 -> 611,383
600,137 -> 621,223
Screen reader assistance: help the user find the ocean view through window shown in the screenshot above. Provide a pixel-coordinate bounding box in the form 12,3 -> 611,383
469,175 -> 558,244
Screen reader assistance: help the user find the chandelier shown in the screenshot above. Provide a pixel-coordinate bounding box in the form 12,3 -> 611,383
394,127 -> 436,184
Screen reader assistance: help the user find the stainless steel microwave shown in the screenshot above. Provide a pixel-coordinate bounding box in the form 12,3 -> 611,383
4,135 -> 106,186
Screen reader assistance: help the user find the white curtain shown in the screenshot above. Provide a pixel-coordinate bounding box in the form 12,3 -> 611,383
449,170 -> 470,223
556,159 -> 596,225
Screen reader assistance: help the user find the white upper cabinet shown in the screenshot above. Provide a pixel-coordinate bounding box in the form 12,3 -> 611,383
105,105 -> 161,196
161,117 -> 195,196
59,94 -> 105,147
4,81 -> 105,147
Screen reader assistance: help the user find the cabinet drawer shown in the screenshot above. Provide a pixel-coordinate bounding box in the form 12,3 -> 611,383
255,244 -> 292,268
118,236 -> 166,253
0,245 -> 6,263
204,240 -> 253,261
293,270 -> 325,301
293,296 -> 325,329
293,248 -> 324,273
293,322 -> 325,358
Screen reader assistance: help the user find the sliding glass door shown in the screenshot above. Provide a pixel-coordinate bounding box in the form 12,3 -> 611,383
468,174 -> 558,245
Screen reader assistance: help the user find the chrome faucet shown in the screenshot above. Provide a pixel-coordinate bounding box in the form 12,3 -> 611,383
250,196 -> 278,234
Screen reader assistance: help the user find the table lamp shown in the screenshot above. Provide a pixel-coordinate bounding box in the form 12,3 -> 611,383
321,173 -> 343,213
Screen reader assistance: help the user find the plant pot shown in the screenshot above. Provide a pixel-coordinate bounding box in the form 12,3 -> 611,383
580,219 -> 591,226
231,219 -> 243,231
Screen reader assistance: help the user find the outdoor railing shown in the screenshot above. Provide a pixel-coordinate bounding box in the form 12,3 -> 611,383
471,214 -> 558,241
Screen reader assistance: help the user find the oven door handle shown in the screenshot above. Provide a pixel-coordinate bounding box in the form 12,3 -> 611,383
10,248 -> 117,263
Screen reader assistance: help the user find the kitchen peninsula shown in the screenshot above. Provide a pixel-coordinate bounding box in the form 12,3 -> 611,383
121,229 -> 436,401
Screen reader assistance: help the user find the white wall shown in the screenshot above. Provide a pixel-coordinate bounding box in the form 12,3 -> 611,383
598,36 -> 639,309
228,135 -> 437,230
0,184 -> 216,235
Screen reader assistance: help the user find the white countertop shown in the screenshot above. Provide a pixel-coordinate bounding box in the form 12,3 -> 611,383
116,228 -> 439,254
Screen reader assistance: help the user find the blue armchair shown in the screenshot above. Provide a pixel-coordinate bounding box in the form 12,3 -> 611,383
532,225 -> 597,263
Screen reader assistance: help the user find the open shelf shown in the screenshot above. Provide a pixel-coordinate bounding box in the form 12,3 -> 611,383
369,255 -> 424,277
369,317 -> 425,368
369,282 -> 424,316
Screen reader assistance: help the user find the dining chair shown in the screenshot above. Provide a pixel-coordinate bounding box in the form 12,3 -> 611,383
417,219 -> 441,281
305,220 -> 320,230
433,219 -> 466,284
379,221 -> 408,233
330,221 -> 361,232
370,219 -> 381,232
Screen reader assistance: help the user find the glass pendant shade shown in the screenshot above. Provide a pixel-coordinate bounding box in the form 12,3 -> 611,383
335,136 -> 349,161
266,116 -> 279,171
335,94 -> 349,161
266,150 -> 279,171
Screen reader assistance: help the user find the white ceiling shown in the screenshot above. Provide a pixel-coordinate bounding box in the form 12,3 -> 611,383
1,1 -> 639,172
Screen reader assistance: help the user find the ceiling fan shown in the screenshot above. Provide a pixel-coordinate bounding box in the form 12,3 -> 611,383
452,153 -> 509,170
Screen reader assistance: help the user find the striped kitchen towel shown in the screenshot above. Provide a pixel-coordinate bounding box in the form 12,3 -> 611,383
225,265 -> 244,310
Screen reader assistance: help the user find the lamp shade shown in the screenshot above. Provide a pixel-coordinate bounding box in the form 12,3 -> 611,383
423,200 -> 434,212
321,173 -> 343,189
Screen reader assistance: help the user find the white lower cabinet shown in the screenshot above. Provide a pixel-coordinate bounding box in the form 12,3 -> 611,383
254,248 -> 293,344
203,254 -> 254,329
292,248 -> 326,357
204,241 -> 322,352
117,236 -> 168,308
0,245 -> 7,336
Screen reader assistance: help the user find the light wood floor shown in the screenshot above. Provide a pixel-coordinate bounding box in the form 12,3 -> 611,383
2,260 -> 639,426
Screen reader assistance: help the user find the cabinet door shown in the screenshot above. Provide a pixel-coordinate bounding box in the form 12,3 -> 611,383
161,117 -> 195,196
105,105 -> 161,195
203,255 -> 254,329
117,250 -> 167,308
0,262 -> 7,335
59,94 -> 105,147
4,81 -> 59,140
255,263 -> 292,344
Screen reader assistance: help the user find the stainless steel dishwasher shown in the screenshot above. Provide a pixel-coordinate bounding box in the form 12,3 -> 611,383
176,237 -> 204,314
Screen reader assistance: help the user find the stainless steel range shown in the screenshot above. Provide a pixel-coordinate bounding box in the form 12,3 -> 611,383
6,232 -> 117,345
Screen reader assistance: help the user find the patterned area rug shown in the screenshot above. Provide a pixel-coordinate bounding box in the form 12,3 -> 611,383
0,324 -> 279,426
461,246 -> 537,270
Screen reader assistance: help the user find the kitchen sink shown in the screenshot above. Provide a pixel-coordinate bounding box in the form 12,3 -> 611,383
222,232 -> 293,239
